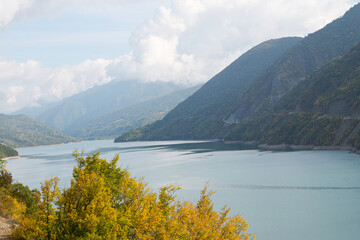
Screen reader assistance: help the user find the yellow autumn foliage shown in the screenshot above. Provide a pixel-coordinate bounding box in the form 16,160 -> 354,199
11,151 -> 254,239
0,194 -> 26,221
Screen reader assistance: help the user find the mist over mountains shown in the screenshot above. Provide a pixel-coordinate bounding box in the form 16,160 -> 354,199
13,80 -> 201,141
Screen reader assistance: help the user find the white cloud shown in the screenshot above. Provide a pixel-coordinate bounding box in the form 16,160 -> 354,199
0,0 -> 152,28
108,0 -> 354,85
0,58 -> 112,113
0,0 -> 357,113
0,0 -> 32,27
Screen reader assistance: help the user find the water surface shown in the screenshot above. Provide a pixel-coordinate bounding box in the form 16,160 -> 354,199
6,140 -> 360,240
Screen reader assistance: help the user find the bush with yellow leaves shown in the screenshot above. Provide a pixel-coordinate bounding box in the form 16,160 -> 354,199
12,151 -> 254,240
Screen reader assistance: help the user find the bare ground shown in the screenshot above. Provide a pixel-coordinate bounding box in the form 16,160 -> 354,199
0,216 -> 12,240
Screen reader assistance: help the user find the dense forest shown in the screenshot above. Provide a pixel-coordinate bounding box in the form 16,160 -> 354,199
224,43 -> 360,149
275,42 -> 360,116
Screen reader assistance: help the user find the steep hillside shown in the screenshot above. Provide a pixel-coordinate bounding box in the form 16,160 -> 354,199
227,3 -> 360,122
274,42 -> 360,116
165,37 -> 302,119
225,43 -> 360,149
0,114 -> 77,148
115,37 -> 302,141
69,85 -> 201,140
28,80 -> 184,132
0,144 -> 18,159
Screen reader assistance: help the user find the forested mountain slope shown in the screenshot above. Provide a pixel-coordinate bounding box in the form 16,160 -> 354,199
0,144 -> 18,159
227,3 -> 360,122
115,37 -> 302,141
165,37 -> 302,120
275,42 -> 360,116
225,43 -> 360,149
0,114 -> 77,148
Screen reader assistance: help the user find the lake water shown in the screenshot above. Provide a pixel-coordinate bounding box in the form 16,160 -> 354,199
6,140 -> 360,240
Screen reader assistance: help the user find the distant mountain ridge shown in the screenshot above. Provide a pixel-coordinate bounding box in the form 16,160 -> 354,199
0,114 -> 77,148
17,80 -> 185,133
69,85 -> 201,140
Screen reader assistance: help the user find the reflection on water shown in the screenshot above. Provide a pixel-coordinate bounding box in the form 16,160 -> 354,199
95,141 -> 257,155
6,140 -> 360,240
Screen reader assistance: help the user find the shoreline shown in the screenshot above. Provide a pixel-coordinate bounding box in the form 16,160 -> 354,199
223,140 -> 359,153
257,143 -> 356,152
6,139 -> 360,154
15,140 -> 81,150
1,156 -> 20,161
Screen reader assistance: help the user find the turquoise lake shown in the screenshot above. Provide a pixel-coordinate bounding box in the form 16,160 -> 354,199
6,140 -> 360,240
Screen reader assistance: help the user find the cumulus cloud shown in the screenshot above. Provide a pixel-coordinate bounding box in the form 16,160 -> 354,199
0,0 -> 357,113
0,58 -> 112,113
0,0 -> 31,27
107,0 -> 354,85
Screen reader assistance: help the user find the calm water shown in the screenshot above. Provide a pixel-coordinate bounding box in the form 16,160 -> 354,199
6,140 -> 360,240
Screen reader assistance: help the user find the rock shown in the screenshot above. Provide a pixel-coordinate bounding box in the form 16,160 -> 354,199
0,216 -> 13,240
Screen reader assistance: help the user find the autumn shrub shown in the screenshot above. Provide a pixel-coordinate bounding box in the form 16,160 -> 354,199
10,183 -> 39,214
0,195 -> 26,221
12,151 -> 254,240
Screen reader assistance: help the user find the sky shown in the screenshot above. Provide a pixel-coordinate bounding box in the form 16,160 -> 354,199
0,0 -> 359,113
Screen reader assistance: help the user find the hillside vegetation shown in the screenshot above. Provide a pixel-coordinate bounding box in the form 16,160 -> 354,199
275,42 -> 360,116
227,3 -> 360,122
0,114 -> 77,148
165,37 -> 302,120
0,144 -> 18,159
225,43 -> 360,149
116,37 -> 302,142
